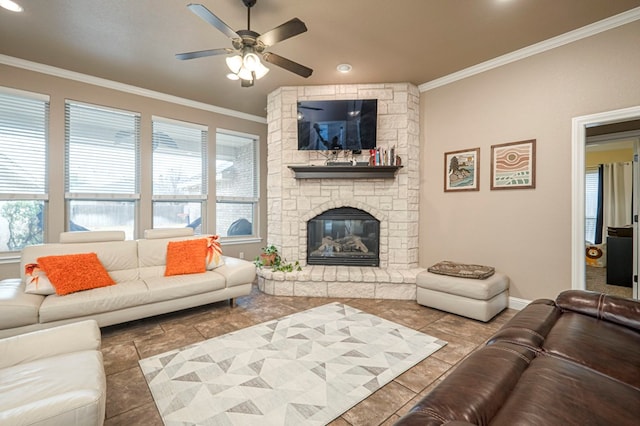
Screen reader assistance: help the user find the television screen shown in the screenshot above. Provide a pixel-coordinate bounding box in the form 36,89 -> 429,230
297,99 -> 377,151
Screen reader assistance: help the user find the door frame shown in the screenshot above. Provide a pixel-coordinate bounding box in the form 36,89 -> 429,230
572,105 -> 640,298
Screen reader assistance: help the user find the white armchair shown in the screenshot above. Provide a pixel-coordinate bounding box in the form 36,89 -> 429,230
0,320 -> 106,425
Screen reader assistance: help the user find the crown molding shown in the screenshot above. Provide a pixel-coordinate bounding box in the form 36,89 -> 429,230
419,6 -> 640,92
0,54 -> 267,124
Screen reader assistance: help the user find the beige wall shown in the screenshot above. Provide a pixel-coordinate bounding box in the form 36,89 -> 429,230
419,21 -> 640,301
0,64 -> 267,279
586,148 -> 633,166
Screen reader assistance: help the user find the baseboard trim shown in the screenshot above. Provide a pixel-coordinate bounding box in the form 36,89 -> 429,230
508,296 -> 530,311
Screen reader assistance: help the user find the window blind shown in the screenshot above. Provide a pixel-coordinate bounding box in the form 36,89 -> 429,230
152,117 -> 207,199
65,101 -> 140,198
0,88 -> 49,198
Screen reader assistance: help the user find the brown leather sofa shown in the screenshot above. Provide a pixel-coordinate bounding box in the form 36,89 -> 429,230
395,290 -> 640,425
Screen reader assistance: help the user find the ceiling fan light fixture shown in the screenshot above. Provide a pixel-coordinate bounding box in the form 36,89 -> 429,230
226,55 -> 243,74
253,60 -> 270,79
0,0 -> 23,12
243,51 -> 261,71
226,73 -> 240,80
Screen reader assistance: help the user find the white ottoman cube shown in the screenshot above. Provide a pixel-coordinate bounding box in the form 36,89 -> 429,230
416,271 -> 509,321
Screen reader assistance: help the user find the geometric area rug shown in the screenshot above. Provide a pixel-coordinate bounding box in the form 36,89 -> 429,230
139,302 -> 447,425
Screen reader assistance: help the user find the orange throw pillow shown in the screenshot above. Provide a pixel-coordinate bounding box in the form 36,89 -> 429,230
37,253 -> 116,296
165,238 -> 207,276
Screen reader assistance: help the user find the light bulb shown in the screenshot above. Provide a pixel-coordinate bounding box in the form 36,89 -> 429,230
253,60 -> 269,79
225,55 -> 243,74
0,0 -> 23,12
237,67 -> 253,81
243,52 -> 261,72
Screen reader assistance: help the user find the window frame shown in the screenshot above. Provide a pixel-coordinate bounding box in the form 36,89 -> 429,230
215,128 -> 261,243
0,86 -> 50,254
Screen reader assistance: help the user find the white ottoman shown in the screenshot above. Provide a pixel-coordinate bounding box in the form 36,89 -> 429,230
416,271 -> 509,322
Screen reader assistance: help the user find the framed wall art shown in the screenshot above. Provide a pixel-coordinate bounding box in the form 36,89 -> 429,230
491,139 -> 536,190
444,148 -> 480,192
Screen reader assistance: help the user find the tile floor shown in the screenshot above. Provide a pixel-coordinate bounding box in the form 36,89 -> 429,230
101,284 -> 517,426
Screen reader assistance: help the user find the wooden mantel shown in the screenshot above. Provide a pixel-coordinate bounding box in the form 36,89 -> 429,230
288,165 -> 402,179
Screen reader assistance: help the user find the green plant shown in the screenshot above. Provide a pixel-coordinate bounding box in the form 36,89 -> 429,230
254,245 -> 302,272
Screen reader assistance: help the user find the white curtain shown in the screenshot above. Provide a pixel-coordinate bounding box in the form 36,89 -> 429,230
602,162 -> 633,233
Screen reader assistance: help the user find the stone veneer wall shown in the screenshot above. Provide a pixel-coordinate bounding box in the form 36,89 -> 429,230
266,83 -> 420,270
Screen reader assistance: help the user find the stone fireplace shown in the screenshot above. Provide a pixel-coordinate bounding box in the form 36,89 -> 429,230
307,207 -> 380,267
259,83 -> 424,299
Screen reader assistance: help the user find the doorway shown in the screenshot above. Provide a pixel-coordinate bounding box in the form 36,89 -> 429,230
572,106 -> 640,300
585,134 -> 638,298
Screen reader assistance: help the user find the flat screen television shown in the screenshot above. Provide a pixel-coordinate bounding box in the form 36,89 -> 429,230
297,99 -> 377,151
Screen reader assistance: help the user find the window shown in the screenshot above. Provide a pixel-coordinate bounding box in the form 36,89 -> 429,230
65,101 -> 140,239
585,167 -> 599,244
216,131 -> 259,238
0,88 -> 49,252
152,117 -> 207,233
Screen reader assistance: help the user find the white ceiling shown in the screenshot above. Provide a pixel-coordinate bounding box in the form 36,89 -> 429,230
1,0 -> 640,117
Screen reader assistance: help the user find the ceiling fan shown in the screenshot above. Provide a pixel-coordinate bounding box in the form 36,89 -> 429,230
176,0 -> 313,87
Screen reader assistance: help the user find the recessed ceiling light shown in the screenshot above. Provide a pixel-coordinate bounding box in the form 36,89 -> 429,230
0,0 -> 23,12
336,64 -> 352,73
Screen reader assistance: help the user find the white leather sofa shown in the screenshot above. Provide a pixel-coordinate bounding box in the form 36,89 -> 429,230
0,320 -> 106,425
0,229 -> 256,338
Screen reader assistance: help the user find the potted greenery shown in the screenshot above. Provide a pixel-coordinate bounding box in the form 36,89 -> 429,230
254,245 -> 302,272
257,244 -> 279,267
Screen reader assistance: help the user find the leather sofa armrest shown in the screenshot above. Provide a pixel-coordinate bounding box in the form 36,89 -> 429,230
556,290 -> 640,332
0,320 -> 101,369
395,343 -> 536,426
214,256 -> 257,287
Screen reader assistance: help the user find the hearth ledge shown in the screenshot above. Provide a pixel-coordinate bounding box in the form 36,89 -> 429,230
257,266 -> 424,300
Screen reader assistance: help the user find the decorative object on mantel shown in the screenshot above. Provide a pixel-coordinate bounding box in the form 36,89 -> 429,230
369,146 -> 398,166
444,148 -> 480,192
288,165 -> 402,179
254,244 -> 301,272
491,139 -> 536,190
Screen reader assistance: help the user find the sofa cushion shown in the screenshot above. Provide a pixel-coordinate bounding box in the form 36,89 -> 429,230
490,356 -> 640,426
164,238 -> 207,276
59,230 -> 125,243
0,350 -> 106,426
0,279 -> 43,329
213,256 -> 257,288
144,271 -> 226,304
38,280 -> 151,323
543,312 -> 640,388
205,234 -> 224,269
22,240 -> 139,284
138,236 -> 223,278
37,253 -> 116,295
24,263 -> 56,295
144,227 -> 194,239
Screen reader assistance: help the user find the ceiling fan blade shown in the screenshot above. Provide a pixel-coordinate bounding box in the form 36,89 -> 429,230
262,52 -> 313,78
188,3 -> 240,40
258,18 -> 307,47
175,48 -> 234,60
241,78 -> 254,88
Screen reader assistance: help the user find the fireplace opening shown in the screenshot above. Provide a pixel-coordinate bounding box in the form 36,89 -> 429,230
307,207 -> 379,266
